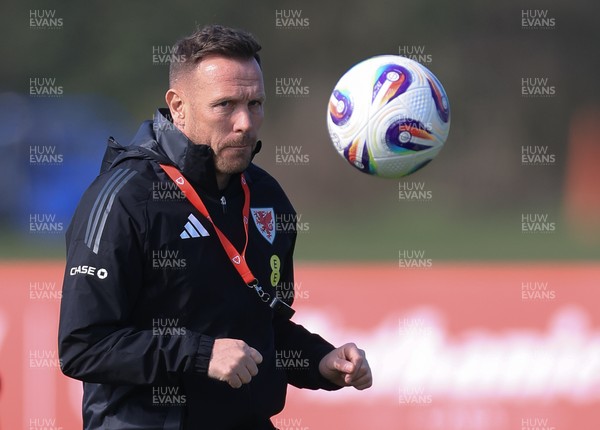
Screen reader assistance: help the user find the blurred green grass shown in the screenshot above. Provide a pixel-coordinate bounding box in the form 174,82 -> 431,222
2,206 -> 597,261
293,205 -> 599,261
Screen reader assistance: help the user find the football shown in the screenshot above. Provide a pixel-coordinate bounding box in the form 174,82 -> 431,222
327,55 -> 451,178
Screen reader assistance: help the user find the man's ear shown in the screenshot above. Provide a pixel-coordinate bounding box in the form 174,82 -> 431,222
165,88 -> 186,128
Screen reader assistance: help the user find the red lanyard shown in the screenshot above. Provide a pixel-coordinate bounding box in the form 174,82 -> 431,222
160,164 -> 256,285
160,163 -> 295,318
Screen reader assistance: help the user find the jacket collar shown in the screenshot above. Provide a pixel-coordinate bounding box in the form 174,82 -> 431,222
130,108 -> 261,197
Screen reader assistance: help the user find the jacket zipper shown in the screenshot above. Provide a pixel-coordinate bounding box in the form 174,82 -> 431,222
220,196 -> 227,214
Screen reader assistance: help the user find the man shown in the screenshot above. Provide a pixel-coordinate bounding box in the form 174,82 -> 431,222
59,24 -> 372,430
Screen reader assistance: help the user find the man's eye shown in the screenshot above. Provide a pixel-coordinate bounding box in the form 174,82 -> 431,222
217,100 -> 230,107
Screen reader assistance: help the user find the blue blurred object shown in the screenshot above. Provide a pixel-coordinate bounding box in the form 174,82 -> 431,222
0,93 -> 137,233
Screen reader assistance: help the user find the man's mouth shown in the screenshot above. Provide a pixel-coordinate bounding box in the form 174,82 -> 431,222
223,145 -> 250,150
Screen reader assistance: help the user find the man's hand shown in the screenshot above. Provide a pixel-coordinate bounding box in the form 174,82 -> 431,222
207,338 -> 263,389
318,342 -> 372,390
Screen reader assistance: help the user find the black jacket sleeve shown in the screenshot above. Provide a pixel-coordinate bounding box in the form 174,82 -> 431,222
273,316 -> 342,391
272,230 -> 341,391
58,169 -> 214,385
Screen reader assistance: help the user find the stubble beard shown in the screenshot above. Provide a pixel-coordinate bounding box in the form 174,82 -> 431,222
213,137 -> 256,176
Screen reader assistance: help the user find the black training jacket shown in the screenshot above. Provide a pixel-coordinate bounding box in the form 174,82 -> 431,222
58,109 -> 339,430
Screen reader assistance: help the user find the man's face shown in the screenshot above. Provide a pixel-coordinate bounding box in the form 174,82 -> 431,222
173,55 -> 265,177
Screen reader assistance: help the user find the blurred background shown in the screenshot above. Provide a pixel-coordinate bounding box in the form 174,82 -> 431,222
0,0 -> 598,429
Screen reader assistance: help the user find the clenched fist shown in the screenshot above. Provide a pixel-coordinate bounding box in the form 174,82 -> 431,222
207,338 -> 263,389
319,342 -> 372,390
